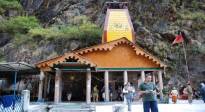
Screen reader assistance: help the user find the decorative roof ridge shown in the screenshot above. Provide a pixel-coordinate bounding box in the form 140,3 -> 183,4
74,37 -> 130,55
64,53 -> 97,67
35,55 -> 64,67
131,43 -> 167,67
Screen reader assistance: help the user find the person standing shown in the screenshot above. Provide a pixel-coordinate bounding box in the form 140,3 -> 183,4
139,75 -> 158,112
171,87 -> 178,104
123,82 -> 135,112
109,86 -> 113,101
162,85 -> 170,104
92,85 -> 99,102
117,86 -> 123,101
186,82 -> 193,104
67,92 -> 72,101
200,82 -> 205,103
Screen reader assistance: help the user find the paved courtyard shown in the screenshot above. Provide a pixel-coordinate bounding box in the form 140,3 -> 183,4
28,100 -> 205,112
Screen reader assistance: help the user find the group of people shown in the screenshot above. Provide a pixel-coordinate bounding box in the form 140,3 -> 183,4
123,75 -> 159,112
163,81 -> 205,104
124,76 -> 205,112
90,75 -> 205,112
92,85 -> 114,102
163,82 -> 193,104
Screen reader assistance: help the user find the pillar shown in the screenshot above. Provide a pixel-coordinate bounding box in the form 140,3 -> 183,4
104,71 -> 109,101
123,71 -> 128,85
86,69 -> 91,104
153,74 -> 156,85
38,70 -> 44,101
43,73 -> 48,99
158,70 -> 163,100
22,90 -> 30,112
141,71 -> 145,82
54,68 -> 62,103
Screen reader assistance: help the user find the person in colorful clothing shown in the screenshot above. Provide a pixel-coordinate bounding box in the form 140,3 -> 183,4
139,75 -> 158,112
171,87 -> 178,104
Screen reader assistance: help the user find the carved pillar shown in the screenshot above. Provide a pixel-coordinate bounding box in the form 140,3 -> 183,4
86,69 -> 91,104
104,71 -> 109,101
54,68 -> 62,103
38,70 -> 44,101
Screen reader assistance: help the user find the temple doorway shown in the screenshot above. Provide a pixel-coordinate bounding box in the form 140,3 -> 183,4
62,72 -> 86,101
109,72 -> 124,101
91,72 -> 104,101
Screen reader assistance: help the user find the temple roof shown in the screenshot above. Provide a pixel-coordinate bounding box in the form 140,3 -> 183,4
36,38 -> 166,71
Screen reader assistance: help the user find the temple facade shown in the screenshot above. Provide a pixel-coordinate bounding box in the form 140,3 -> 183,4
35,2 -> 166,104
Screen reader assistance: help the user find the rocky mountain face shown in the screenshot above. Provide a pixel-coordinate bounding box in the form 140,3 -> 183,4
0,0 -> 205,86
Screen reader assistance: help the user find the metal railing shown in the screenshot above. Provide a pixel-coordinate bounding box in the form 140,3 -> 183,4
0,95 -> 23,112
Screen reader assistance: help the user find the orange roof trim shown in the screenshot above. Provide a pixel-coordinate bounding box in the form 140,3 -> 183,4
36,53 -> 96,68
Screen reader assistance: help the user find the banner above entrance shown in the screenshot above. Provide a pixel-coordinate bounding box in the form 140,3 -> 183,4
102,9 -> 135,43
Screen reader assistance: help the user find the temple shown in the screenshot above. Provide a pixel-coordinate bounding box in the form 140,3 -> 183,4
36,2 -> 166,104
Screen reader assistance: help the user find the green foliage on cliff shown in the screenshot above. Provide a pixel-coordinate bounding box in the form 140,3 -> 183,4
178,10 -> 205,21
190,44 -> 205,55
0,16 -> 40,34
0,0 -> 22,9
29,22 -> 102,40
0,0 -> 22,14
28,15 -> 102,40
0,51 -> 5,62
177,10 -> 205,30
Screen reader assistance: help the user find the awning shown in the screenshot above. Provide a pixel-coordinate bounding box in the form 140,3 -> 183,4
0,62 -> 38,74
0,62 -> 39,97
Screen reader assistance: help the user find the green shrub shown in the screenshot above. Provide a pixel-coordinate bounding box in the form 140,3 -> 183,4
0,16 -> 40,34
29,27 -> 63,39
13,33 -> 33,45
71,15 -> 89,25
191,1 -> 199,9
188,43 -> 205,55
197,44 -> 205,55
0,0 -> 22,10
178,10 -> 205,21
0,53 -> 4,62
29,22 -> 102,40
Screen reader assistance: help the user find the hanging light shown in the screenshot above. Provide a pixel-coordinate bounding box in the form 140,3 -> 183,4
70,75 -> 75,80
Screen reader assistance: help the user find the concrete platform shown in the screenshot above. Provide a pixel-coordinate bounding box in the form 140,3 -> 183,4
28,100 -> 205,112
